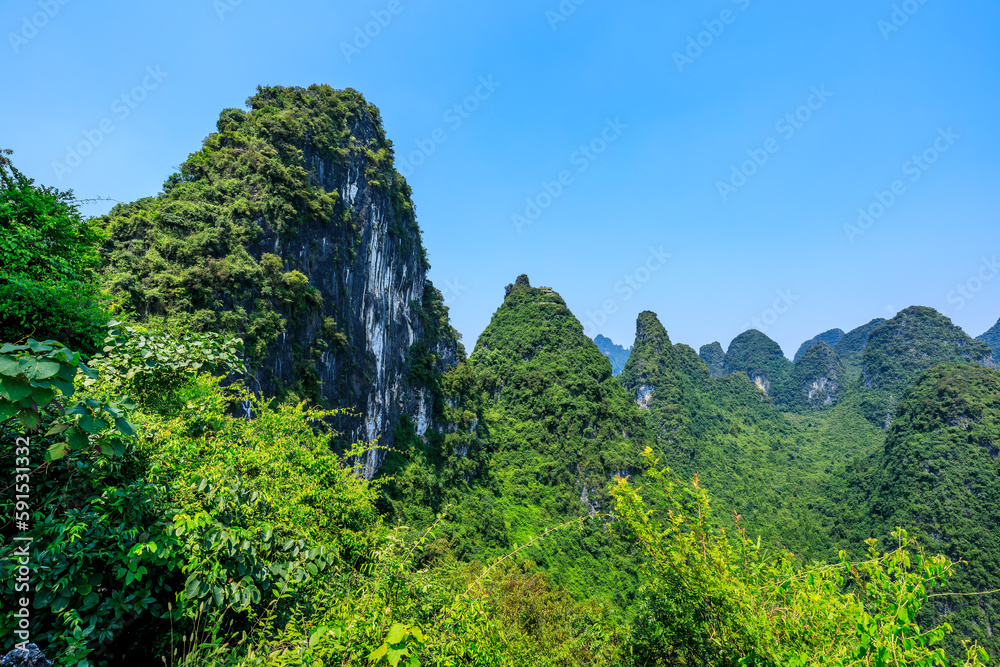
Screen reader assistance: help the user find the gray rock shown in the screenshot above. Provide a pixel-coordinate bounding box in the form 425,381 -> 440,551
1,644 -> 53,667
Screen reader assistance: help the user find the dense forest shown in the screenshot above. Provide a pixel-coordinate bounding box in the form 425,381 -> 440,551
2,86 -> 999,666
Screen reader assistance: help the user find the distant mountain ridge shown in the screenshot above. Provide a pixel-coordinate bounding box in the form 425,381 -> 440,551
794,328 -> 845,362
594,334 -> 632,376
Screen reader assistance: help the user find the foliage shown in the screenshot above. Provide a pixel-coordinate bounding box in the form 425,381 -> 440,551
794,328 -> 845,363
0,338 -> 135,461
698,341 -> 726,377
837,363 -> 1000,657
611,449 -> 989,667
835,318 -> 887,384
0,150 -> 110,351
0,333 -> 380,665
977,318 -> 1000,357
861,307 -> 994,396
88,319 -> 247,411
723,329 -> 794,405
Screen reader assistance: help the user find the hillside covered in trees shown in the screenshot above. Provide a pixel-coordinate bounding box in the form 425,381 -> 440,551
2,88 -> 999,666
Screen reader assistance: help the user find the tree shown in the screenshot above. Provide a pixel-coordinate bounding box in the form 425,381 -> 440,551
0,149 -> 109,351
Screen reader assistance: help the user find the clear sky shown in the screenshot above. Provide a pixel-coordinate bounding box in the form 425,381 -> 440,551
3,0 -> 998,358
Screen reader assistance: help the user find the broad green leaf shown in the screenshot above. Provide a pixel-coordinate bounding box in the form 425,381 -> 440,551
0,344 -> 28,353
0,377 -> 32,402
30,386 -> 54,407
33,359 -> 61,379
17,357 -> 38,378
0,356 -> 20,376
114,418 -> 135,437
0,401 -> 17,421
387,623 -> 406,644
46,441 -> 69,461
18,410 -> 40,430
49,378 -> 75,397
46,422 -> 71,435
369,643 -> 388,663
67,427 -> 89,451
79,414 -> 109,434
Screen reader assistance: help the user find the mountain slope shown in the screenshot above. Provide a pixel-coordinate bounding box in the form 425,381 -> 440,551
699,342 -> 726,377
862,307 -> 994,395
845,364 -> 1000,656
724,329 -> 793,401
469,276 -> 650,598
793,328 -> 846,362
835,318 -> 886,383
789,342 -> 845,411
978,318 -> 1000,355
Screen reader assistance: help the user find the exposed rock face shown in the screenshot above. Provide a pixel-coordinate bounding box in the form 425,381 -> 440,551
699,342 -> 726,377
0,645 -> 53,667
619,311 -> 675,408
102,85 -> 461,478
792,341 -> 844,409
793,328 -> 845,362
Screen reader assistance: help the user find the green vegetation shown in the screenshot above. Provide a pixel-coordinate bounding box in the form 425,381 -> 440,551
0,149 -> 110,352
723,329 -> 793,403
4,90 -> 1000,665
833,364 -> 1000,655
862,308 -> 993,396
698,341 -> 726,377
836,318 -> 887,384
977,318 -> 1000,356
793,328 -> 845,362
789,341 -> 845,411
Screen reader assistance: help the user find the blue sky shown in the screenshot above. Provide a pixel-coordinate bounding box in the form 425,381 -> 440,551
3,0 -> 998,358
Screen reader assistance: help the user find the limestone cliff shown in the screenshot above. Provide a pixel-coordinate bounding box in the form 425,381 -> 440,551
101,85 -> 462,476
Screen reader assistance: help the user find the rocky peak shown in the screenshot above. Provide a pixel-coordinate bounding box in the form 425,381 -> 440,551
723,329 -> 792,399
862,306 -> 994,394
699,342 -> 726,377
101,84 -> 463,478
792,341 -> 844,409
794,328 -> 846,362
